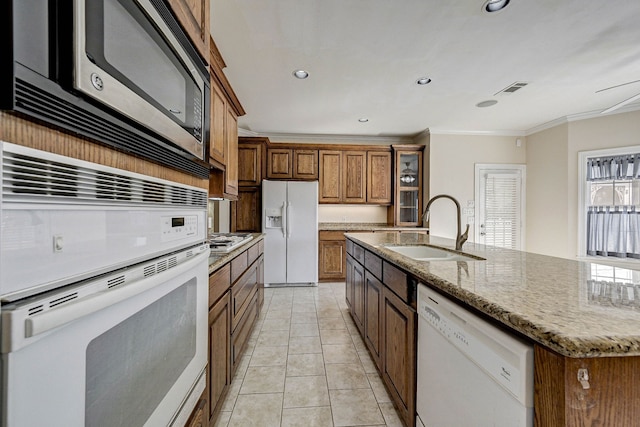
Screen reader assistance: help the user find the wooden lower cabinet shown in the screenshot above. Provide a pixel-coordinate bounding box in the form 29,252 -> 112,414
345,240 -> 416,427
345,255 -> 354,310
319,231 -> 347,281
534,345 -> 640,426
381,286 -> 416,427
207,292 -> 231,424
364,271 -> 383,370
186,397 -> 207,427
352,260 -> 365,336
207,240 -> 263,425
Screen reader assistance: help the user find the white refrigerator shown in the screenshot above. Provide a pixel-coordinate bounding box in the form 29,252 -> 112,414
262,180 -> 318,286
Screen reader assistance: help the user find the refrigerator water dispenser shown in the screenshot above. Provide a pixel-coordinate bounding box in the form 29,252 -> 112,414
265,207 -> 283,228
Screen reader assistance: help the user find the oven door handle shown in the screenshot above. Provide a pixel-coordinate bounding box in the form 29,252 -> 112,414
24,249 -> 209,338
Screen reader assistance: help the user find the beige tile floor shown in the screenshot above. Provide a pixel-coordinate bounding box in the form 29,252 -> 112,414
214,282 -> 404,427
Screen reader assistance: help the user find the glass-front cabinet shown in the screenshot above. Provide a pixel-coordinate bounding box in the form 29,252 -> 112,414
389,146 -> 424,226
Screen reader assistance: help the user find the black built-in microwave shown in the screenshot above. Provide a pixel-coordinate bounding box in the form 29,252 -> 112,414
1,0 -> 210,178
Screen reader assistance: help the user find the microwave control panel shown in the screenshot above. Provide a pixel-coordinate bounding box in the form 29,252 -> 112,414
161,215 -> 198,242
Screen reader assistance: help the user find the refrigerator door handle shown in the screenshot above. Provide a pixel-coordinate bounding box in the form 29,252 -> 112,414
281,202 -> 287,237
286,201 -> 292,238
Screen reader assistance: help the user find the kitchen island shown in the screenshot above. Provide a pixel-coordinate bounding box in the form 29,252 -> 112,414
345,231 -> 640,427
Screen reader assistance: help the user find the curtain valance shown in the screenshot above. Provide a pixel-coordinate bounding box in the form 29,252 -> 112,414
587,154 -> 640,181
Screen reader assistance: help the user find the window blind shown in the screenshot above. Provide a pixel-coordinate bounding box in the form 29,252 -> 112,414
483,173 -> 521,250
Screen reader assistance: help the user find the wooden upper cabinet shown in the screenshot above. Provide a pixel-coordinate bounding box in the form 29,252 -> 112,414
233,187 -> 261,232
319,150 -> 342,203
343,151 -> 366,203
293,150 -> 318,180
237,143 -> 262,186
367,151 -> 392,205
225,109 -> 238,197
266,147 -> 318,180
266,148 -> 292,179
166,0 -> 210,62
209,83 -> 226,165
208,37 -> 245,199
319,149 -> 391,204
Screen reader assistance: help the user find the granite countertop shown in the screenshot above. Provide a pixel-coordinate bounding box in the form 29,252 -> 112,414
345,231 -> 640,358
319,222 -> 429,232
208,233 -> 265,274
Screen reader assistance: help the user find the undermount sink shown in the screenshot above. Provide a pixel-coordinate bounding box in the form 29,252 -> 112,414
385,245 -> 484,262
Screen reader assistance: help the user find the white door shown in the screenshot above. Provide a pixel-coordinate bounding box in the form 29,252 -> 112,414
475,164 -> 526,250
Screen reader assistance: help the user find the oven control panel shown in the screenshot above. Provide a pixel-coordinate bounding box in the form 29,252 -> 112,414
161,215 -> 198,242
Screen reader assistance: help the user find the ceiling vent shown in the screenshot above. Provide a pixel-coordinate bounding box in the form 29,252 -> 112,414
495,82 -> 528,95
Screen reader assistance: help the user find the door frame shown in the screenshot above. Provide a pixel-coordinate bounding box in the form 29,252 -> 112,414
474,164 -> 526,249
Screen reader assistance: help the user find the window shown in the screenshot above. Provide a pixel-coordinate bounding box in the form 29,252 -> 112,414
580,149 -> 640,260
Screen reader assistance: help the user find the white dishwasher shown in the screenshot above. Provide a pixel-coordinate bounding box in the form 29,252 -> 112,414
416,284 -> 534,427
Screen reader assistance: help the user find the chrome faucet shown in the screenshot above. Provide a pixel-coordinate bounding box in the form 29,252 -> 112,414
422,194 -> 470,251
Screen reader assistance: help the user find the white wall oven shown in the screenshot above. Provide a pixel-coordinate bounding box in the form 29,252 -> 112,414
0,142 -> 210,427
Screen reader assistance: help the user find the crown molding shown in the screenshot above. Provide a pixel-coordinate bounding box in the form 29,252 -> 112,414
236,130 -> 413,144
427,128 -> 526,137
525,103 -> 640,136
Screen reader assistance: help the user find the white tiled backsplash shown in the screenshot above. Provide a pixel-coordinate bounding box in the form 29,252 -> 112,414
318,205 -> 388,223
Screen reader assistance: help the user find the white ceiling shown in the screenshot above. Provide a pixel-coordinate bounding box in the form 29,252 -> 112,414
210,0 -> 640,139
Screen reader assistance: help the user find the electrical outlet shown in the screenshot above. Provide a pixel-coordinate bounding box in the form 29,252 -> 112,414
467,200 -> 475,208
467,216 -> 475,224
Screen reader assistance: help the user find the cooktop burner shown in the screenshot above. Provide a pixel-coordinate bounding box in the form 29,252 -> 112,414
209,233 -> 253,253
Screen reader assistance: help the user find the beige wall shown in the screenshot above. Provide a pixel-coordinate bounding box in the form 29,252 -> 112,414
525,109 -> 640,259
428,134 -> 526,242
525,123 -> 569,257
318,205 -> 388,223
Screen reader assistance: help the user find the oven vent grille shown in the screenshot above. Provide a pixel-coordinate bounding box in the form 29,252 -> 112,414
157,260 -> 168,273
49,292 -> 78,308
1,148 -> 207,208
144,265 -> 156,277
14,78 -> 209,179
168,257 -> 178,269
107,276 -> 126,289
186,250 -> 194,258
28,305 -> 44,316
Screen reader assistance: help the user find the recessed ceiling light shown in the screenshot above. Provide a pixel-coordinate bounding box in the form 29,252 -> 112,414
476,100 -> 498,108
292,69 -> 309,79
358,118 -> 369,123
483,0 -> 510,13
416,77 -> 432,85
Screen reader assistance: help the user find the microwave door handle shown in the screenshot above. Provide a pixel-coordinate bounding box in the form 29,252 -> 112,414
24,249 -> 209,338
